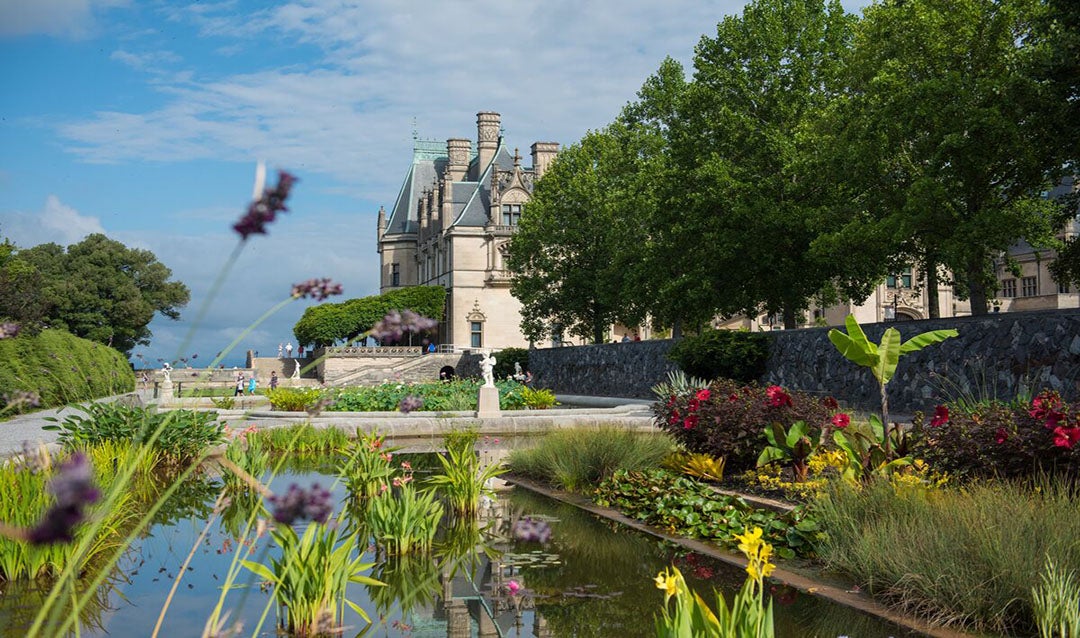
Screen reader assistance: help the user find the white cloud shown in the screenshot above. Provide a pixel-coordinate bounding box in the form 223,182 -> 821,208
0,0 -> 129,39
0,195 -> 106,247
109,48 -> 181,72
55,0 -> 748,200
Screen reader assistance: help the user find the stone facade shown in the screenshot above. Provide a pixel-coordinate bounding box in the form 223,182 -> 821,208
377,111 -> 558,351
527,309 -> 1080,415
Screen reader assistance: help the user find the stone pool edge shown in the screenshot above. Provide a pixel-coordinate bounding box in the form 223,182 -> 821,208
504,474 -> 979,638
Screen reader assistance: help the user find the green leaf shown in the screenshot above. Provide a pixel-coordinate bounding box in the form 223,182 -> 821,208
874,327 -> 901,384
899,328 -> 958,354
757,446 -> 785,467
828,316 -> 877,368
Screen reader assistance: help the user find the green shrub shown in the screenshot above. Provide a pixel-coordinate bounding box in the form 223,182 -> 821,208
667,329 -> 770,383
264,387 -> 326,412
43,403 -> 224,468
0,328 -> 135,413
521,386 -> 558,409
507,427 -> 675,492
814,477 -> 1080,635
654,380 -> 835,474
493,347 -> 528,380
328,379 -> 527,412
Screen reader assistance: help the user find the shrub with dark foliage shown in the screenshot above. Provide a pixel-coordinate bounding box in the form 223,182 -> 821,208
667,329 -> 771,383
654,379 -> 835,473
911,391 -> 1080,480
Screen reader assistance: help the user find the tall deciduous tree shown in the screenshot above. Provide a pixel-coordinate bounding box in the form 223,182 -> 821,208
507,127 -> 646,344
669,0 -> 857,328
17,234 -> 189,355
830,0 -> 1072,316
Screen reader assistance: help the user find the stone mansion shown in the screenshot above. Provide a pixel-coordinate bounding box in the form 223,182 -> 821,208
377,111 -> 558,350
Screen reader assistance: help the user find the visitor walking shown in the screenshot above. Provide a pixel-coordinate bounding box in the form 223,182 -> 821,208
247,374 -> 257,395
234,373 -> 244,396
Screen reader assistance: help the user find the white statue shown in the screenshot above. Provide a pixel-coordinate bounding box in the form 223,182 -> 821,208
480,351 -> 497,388
291,360 -> 301,379
277,343 -> 284,358
160,362 -> 172,384
514,362 -> 522,377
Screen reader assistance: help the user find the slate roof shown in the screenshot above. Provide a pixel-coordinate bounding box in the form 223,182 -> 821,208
450,144 -> 516,228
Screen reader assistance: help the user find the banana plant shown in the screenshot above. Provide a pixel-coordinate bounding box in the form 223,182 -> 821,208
757,421 -> 818,483
828,315 -> 957,458
832,414 -> 912,482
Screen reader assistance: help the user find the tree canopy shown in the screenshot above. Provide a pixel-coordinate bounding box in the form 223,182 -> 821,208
1,233 -> 189,355
293,285 -> 445,348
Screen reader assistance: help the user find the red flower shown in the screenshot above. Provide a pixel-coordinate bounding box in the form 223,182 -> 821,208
1030,391 -> 1063,421
995,427 -> 1009,444
1052,426 -> 1080,448
823,396 -> 839,410
728,393 -> 740,403
930,405 -> 949,427
695,389 -> 711,402
831,413 -> 850,429
687,398 -> 700,413
668,409 -> 681,425
1044,410 -> 1066,430
666,394 -> 677,408
683,415 -> 699,430
766,385 -> 792,408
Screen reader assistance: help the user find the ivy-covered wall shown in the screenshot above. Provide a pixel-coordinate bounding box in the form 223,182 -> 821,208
528,309 -> 1080,414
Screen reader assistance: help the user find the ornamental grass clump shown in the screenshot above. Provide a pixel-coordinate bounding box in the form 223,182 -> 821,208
507,426 -> 675,493
814,476 -> 1080,634
427,429 -> 507,517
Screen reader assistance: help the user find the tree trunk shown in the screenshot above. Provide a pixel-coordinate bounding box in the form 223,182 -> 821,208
672,319 -> 683,339
783,305 -> 798,330
924,257 -> 940,319
966,258 -> 990,315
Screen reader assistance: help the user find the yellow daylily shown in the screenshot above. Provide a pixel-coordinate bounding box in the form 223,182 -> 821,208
653,567 -> 680,603
735,526 -> 764,556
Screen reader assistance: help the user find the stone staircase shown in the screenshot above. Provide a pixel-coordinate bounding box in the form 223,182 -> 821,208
323,353 -> 468,387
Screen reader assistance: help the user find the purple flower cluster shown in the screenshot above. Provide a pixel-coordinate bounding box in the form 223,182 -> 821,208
291,278 -> 344,301
233,170 -> 298,240
370,310 -> 438,344
0,322 -> 20,339
398,395 -> 424,414
3,390 -> 41,410
267,483 -> 333,525
511,517 -> 552,544
29,452 -> 101,545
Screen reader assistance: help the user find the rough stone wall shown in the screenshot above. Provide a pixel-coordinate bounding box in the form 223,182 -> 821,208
764,309 -> 1080,414
527,340 -> 680,399
525,310 -> 1080,412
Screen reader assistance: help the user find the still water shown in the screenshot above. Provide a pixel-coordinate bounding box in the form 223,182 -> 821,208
1,456 -> 923,638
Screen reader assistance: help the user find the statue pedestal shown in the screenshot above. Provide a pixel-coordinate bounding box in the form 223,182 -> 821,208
477,386 -> 501,418
159,380 -> 174,402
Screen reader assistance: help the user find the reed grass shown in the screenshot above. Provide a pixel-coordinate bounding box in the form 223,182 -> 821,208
248,424 -> 350,456
507,426 -> 676,493
813,476 -> 1080,634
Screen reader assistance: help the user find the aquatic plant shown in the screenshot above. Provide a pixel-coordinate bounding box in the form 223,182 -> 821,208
427,428 -> 507,517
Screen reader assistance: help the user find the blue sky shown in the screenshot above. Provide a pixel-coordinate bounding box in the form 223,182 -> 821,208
0,0 -> 866,368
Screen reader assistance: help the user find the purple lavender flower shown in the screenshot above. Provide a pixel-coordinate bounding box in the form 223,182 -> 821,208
233,170 -> 298,240
267,483 -> 333,525
291,278 -> 344,301
511,517 -> 552,544
0,322 -> 20,339
28,452 -> 101,545
398,395 -> 424,414
370,310 -> 438,344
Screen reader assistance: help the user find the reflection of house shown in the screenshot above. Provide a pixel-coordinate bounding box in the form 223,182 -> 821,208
377,111 -> 559,350
724,176 -> 1080,330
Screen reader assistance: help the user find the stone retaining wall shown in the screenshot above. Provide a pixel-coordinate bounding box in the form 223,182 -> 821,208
526,309 -> 1080,414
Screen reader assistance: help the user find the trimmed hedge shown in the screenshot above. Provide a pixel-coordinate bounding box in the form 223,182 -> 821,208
0,328 -> 135,412
667,329 -> 770,382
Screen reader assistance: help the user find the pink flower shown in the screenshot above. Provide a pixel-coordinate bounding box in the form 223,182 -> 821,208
1052,426 -> 1080,449
930,405 -> 949,427
766,385 -> 792,408
506,580 -> 522,596
695,389 -> 711,402
831,413 -> 850,429
995,427 -> 1009,444
400,461 -> 412,471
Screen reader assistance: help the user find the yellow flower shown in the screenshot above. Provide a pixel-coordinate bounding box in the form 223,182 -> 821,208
735,526 -> 764,557
654,568 -> 680,602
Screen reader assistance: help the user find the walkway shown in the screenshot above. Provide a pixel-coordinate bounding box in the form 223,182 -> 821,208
0,393 -> 657,458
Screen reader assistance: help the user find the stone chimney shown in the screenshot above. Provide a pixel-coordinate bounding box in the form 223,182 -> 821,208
531,142 -> 559,180
446,138 -> 470,181
476,111 -> 501,177
377,205 -> 386,236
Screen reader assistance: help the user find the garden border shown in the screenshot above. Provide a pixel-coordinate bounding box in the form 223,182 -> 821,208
505,474 -> 978,638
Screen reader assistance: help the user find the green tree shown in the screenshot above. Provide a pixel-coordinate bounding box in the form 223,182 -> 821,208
506,127 -> 646,344
667,0 -> 858,328
827,0 -> 1072,316
293,286 -> 446,347
17,234 -> 189,355
0,238 -> 53,331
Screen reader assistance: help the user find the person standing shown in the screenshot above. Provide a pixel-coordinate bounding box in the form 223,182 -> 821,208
234,373 -> 244,396
285,342 -> 293,358
247,374 -> 257,395
270,371 -> 278,390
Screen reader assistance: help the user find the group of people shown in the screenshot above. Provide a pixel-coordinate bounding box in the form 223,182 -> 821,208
234,370 -> 279,396
277,342 -> 305,358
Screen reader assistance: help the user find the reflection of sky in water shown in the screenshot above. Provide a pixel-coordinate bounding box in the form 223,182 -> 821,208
4,462 -> 925,638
